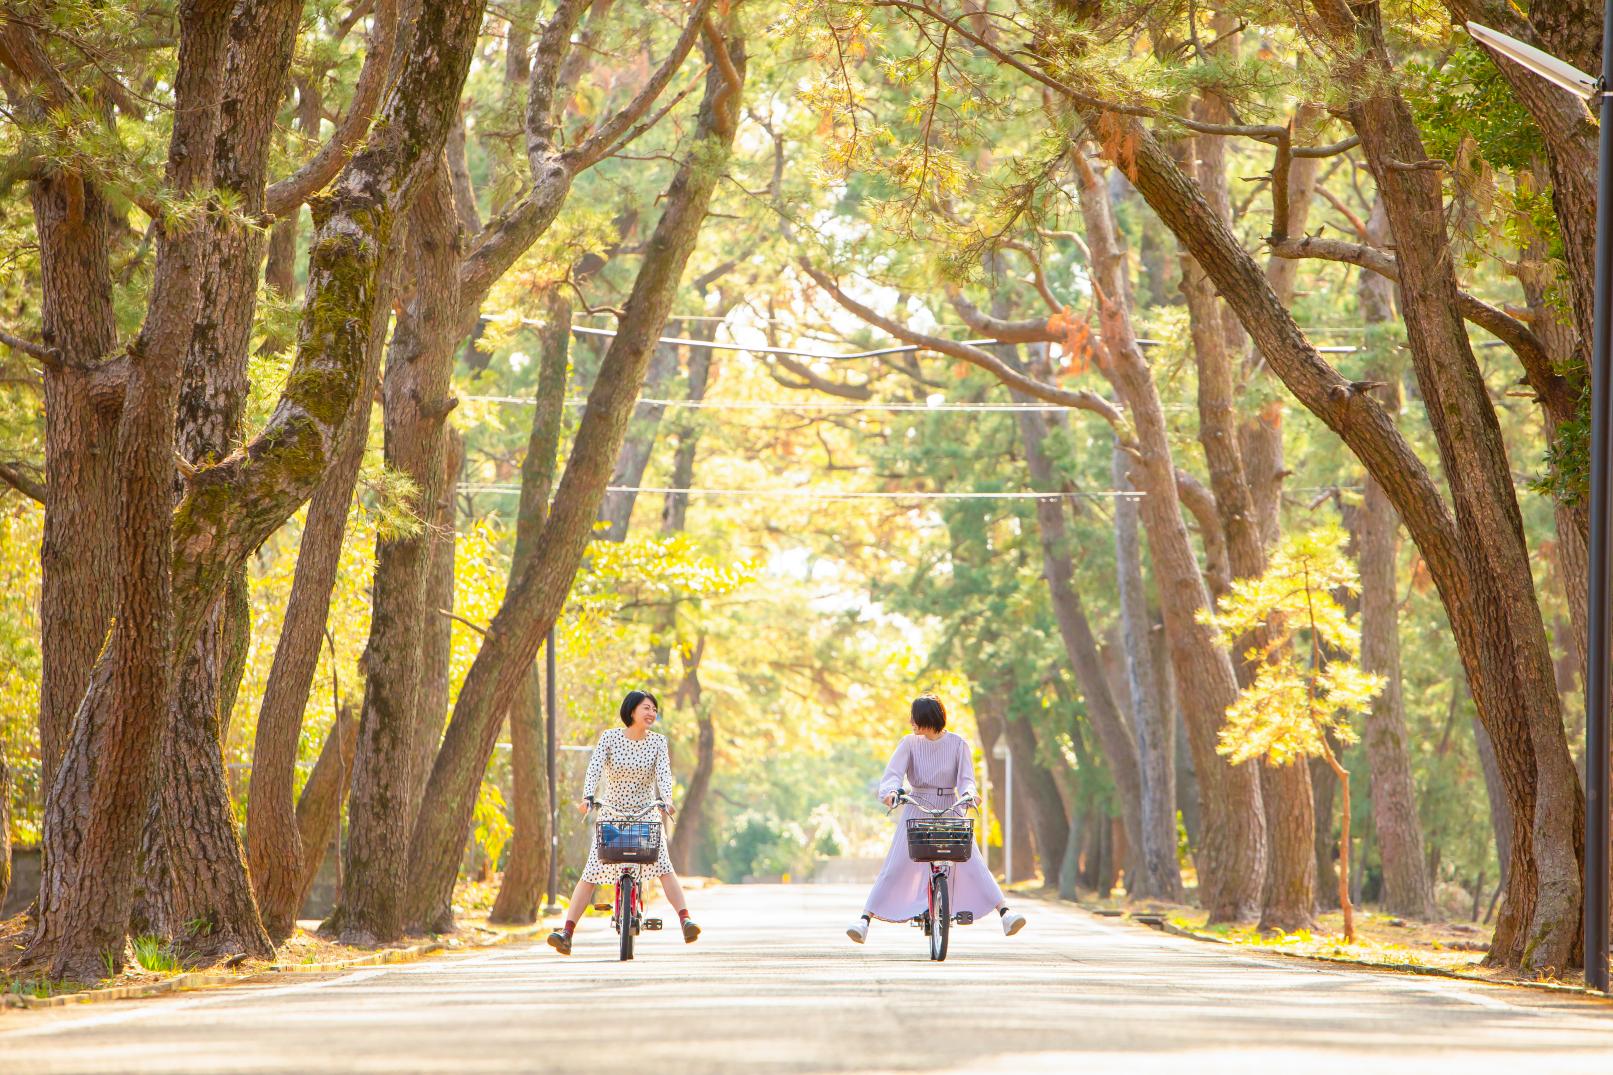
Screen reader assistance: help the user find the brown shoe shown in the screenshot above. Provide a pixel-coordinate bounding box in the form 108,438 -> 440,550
546,930 -> 572,955
681,918 -> 701,944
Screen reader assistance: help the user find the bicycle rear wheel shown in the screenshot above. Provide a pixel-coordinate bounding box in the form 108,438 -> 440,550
618,874 -> 636,961
929,871 -> 950,961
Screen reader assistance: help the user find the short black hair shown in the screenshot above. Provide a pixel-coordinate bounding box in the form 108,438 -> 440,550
910,694 -> 946,732
620,690 -> 660,726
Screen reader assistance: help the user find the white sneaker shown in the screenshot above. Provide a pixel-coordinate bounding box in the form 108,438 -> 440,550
847,917 -> 869,944
1002,911 -> 1026,936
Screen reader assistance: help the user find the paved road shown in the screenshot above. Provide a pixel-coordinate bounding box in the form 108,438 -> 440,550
3,884 -> 1611,1074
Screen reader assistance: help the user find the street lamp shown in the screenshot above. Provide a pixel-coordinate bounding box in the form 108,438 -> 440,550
1467,15 -> 1611,992
542,626 -> 561,915
993,739 -> 1014,887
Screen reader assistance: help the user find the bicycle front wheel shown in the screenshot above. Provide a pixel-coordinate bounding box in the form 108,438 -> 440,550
929,872 -> 950,961
618,875 -> 636,961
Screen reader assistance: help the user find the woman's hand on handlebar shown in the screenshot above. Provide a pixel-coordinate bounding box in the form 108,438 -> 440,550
576,797 -> 594,816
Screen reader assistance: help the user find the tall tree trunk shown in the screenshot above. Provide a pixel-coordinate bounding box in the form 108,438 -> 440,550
331,162 -> 462,944
1186,77 -> 1317,932
1003,713 -> 1068,884
667,639 -> 713,875
489,669 -> 547,924
24,3 -> 235,980
1474,714 -> 1514,892
403,38 -> 746,932
1311,755 -> 1340,910
1347,212 -> 1435,919
409,429 -> 463,811
145,1 -> 306,961
293,704 -> 361,915
1076,73 -> 1577,969
489,293 -> 570,923
25,160 -> 122,805
1074,155 -> 1265,922
0,753 -> 11,913
1112,445 -> 1184,901
1319,2 -> 1583,968
246,351 -> 382,941
660,325 -> 716,535
1011,402 -> 1151,892
598,335 -> 680,541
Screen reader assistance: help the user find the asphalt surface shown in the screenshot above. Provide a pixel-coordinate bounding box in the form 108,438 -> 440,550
3,883 -> 1611,1074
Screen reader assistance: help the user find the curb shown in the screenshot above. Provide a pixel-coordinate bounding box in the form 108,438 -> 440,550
1123,912 -> 1612,1003
3,923 -> 546,1011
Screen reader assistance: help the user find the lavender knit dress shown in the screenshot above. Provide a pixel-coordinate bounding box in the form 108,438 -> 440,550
863,731 -> 1003,923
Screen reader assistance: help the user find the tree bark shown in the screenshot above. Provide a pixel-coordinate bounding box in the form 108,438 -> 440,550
489,296 -> 571,924
410,429 -> 464,811
246,346 -> 383,941
293,704 -> 361,915
1111,445 -> 1184,901
489,669 -> 547,924
1003,713 -> 1068,884
1074,155 -> 1265,922
598,335 -> 681,541
25,0 -> 485,979
1011,402 -> 1150,892
0,753 -> 11,913
1346,210 -> 1435,919
402,36 -> 747,932
1070,81 -> 1578,969
331,161 -> 463,945
144,0 -> 306,963
24,2 -> 235,980
1314,1 -> 1582,968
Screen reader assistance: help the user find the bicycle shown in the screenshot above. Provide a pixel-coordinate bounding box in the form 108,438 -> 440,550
890,790 -> 978,962
588,798 -> 667,961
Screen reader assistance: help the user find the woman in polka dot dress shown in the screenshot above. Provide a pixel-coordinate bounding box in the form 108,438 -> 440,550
546,691 -> 701,954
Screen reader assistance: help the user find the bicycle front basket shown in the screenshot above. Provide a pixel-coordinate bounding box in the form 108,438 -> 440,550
598,820 -> 662,864
906,817 -> 974,862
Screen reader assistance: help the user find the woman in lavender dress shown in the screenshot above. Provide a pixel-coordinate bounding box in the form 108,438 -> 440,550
847,694 -> 1026,942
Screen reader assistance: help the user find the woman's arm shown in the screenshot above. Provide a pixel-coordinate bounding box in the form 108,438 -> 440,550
582,731 -> 610,801
655,735 -> 675,805
955,735 -> 979,799
876,737 -> 911,800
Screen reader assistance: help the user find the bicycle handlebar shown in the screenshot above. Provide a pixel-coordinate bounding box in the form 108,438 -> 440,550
887,789 -> 979,817
586,797 -> 668,820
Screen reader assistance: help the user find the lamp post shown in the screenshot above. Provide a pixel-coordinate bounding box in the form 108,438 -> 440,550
542,626 -> 561,915
992,739 -> 1014,886
1468,16 -> 1611,992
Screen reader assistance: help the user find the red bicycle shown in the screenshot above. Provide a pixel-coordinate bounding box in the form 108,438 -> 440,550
891,790 -> 978,961
589,799 -> 666,961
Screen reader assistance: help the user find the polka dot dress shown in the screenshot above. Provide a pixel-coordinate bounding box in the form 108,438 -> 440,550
580,727 -> 675,882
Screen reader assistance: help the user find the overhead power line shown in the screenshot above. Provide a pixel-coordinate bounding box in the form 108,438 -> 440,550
492,314 -> 1370,361
459,395 -> 1082,413
457,483 -> 1143,501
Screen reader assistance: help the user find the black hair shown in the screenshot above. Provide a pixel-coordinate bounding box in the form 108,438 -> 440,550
910,693 -> 947,732
620,690 -> 660,727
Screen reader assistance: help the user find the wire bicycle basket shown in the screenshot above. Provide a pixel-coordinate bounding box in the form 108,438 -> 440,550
597,820 -> 663,864
906,816 -> 975,862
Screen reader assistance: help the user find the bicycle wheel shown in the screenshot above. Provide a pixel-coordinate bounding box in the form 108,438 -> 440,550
929,871 -> 950,962
618,874 -> 636,961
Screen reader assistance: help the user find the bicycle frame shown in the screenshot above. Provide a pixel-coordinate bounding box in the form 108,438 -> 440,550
588,799 -> 668,961
890,790 -> 978,961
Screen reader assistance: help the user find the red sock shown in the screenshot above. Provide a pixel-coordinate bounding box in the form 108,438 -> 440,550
562,919 -> 577,937
678,908 -> 691,923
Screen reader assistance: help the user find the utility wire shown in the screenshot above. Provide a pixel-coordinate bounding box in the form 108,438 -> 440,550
458,483 -> 1143,501
494,315 -> 1368,360
460,395 -> 1085,412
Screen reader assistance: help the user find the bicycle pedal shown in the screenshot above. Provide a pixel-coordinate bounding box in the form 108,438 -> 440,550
643,918 -> 663,930
954,912 -> 974,925
592,903 -> 613,911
